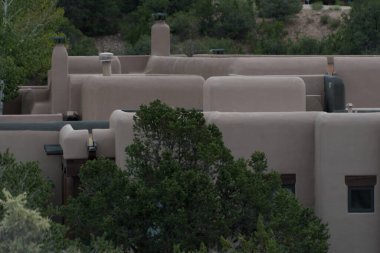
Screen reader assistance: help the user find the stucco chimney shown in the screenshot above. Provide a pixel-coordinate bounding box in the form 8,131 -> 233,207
99,52 -> 113,76
151,13 -> 170,56
51,36 -> 69,114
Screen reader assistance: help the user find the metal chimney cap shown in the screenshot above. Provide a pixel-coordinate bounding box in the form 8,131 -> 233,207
53,36 -> 66,44
99,52 -> 114,62
152,13 -> 167,21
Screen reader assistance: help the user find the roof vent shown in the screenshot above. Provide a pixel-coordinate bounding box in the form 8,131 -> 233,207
152,13 -> 167,21
99,52 -> 114,76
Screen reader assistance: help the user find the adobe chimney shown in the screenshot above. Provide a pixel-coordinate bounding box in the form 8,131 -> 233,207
151,13 -> 170,56
51,36 -> 69,114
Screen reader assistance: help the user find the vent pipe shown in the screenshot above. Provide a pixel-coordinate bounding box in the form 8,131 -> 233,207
99,52 -> 113,76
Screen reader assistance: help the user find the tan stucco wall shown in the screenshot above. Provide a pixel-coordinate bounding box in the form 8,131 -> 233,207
204,76 -> 306,112
0,131 -> 62,205
230,56 -> 327,75
68,56 -> 121,74
68,74 -> 100,114
109,110 -> 134,169
20,87 -> 50,114
334,56 -> 380,108
61,73 -> 325,120
81,75 -> 204,120
92,129 -> 115,158
145,56 -> 234,78
145,56 -> 327,79
59,124 -> 89,160
118,55 -> 150,73
315,113 -> 380,253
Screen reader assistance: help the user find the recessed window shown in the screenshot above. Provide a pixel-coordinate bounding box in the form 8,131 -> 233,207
281,174 -> 296,194
345,176 -> 376,213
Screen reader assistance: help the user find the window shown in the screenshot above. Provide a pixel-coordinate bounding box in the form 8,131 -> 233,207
345,176 -> 376,213
281,174 -> 296,194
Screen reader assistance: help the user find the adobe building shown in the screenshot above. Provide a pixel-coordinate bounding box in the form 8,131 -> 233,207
1,16 -> 380,253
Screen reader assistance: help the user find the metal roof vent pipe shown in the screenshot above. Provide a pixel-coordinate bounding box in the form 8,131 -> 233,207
99,52 -> 113,76
151,13 -> 170,56
346,103 -> 354,113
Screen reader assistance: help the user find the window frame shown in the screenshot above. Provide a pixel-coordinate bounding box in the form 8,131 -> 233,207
345,175 -> 376,213
281,174 -> 296,195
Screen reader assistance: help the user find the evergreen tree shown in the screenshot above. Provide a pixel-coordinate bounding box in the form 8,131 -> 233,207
0,0 -> 64,101
64,101 -> 329,253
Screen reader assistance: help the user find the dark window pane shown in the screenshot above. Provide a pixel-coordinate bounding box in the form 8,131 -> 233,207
282,183 -> 295,195
348,186 -> 374,213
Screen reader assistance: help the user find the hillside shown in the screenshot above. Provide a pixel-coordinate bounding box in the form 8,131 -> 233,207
93,4 -> 351,55
285,4 -> 351,41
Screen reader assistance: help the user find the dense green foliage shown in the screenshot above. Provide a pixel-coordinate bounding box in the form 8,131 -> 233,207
326,0 -> 380,54
63,158 -> 130,246
57,0 -> 379,56
58,19 -> 98,56
0,189 -> 123,253
62,101 -> 329,253
58,0 -> 123,36
0,0 -> 64,101
0,189 -> 51,253
172,37 -> 243,56
256,0 -> 302,19
0,150 -> 53,218
0,150 -> 124,252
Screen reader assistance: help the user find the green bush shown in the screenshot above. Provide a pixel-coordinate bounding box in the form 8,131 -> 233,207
126,35 -> 152,55
328,18 -> 341,30
253,20 -> 288,54
120,11 -> 152,45
0,190 -> 51,253
0,0 -> 64,101
0,189 -> 123,253
63,158 -> 129,246
172,37 -> 243,56
320,15 -> 330,25
174,215 -> 281,253
212,0 -> 255,40
312,2 -> 324,10
168,12 -> 200,41
59,19 -> 98,56
58,0 -> 122,36
0,150 -> 53,218
325,0 -> 380,54
288,37 -> 323,55
257,0 -> 302,19
120,0 -> 169,44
